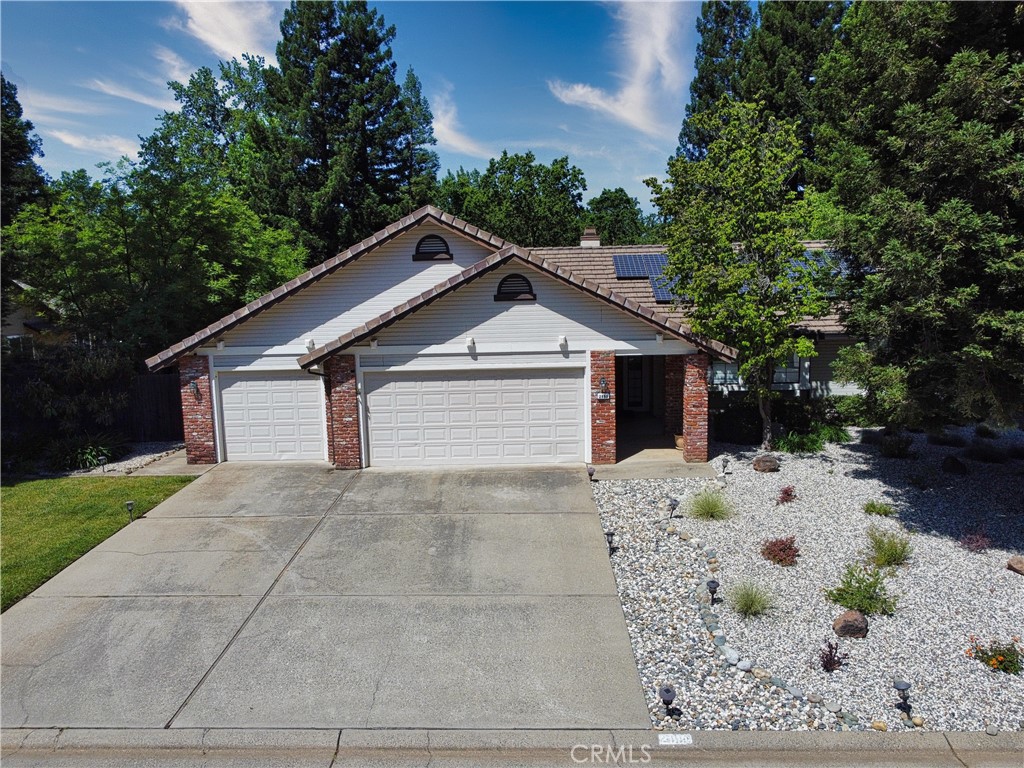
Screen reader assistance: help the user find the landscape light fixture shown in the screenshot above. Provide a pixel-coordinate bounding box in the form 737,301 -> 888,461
668,498 -> 679,517
98,456 -> 108,473
707,579 -> 720,605
894,680 -> 912,717
658,685 -> 679,718
587,465 -> 596,482
604,530 -> 615,554
125,500 -> 135,522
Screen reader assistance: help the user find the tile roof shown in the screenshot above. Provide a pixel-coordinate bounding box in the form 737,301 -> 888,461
298,246 -> 736,368
145,206 -> 509,371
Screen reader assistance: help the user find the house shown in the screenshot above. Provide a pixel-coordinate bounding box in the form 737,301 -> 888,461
147,207 -> 734,467
147,207 -> 851,468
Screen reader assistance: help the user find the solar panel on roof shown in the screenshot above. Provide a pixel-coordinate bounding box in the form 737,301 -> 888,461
612,253 -> 668,279
650,274 -> 676,303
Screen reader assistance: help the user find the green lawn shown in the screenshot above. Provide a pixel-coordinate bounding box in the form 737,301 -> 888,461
1,475 -> 194,611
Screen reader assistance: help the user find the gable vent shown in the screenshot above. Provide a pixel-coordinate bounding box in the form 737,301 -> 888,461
494,273 -> 536,302
413,234 -> 452,261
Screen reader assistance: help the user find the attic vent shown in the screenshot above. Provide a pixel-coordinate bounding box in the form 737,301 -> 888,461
494,273 -> 536,302
413,234 -> 452,261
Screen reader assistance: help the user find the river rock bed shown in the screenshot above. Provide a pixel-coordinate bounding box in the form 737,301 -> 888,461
593,426 -> 1024,732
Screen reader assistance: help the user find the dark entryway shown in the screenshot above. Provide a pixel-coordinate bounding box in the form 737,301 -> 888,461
615,355 -> 674,460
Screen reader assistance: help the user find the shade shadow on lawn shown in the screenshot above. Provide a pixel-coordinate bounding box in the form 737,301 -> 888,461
0,475 -> 194,611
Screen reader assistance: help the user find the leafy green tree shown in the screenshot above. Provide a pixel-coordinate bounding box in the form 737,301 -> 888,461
3,164 -> 306,357
742,1 -> 846,192
677,1 -> 753,160
396,67 -> 440,211
650,100 -> 830,448
817,1 -> 1024,426
436,151 -> 587,247
267,0 -> 438,260
1,74 -> 47,227
585,188 -> 654,245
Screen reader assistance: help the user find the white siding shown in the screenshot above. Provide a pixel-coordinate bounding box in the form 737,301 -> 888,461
359,351 -> 587,371
810,336 -> 864,396
376,263 -> 694,353
223,224 -> 495,348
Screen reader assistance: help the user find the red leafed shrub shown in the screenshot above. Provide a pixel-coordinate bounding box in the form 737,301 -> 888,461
777,485 -> 797,505
761,535 -> 800,566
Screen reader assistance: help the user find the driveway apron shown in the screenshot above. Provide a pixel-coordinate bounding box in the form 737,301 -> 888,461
1,465 -> 649,731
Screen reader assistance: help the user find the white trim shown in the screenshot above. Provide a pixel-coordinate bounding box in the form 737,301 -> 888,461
350,340 -> 697,356
584,354 -> 593,464
355,359 -> 369,469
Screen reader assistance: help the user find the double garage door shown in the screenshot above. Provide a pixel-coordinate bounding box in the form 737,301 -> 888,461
365,369 -> 585,466
218,368 -> 585,466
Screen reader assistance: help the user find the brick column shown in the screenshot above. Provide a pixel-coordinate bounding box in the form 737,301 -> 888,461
324,355 -> 361,469
664,355 -> 685,437
179,355 -> 216,464
682,353 -> 710,462
590,351 -> 616,464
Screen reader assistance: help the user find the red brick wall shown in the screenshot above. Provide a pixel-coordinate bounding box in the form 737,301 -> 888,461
664,354 -> 685,437
324,355 -> 362,469
179,355 -> 216,464
590,351 -> 616,465
682,353 -> 710,462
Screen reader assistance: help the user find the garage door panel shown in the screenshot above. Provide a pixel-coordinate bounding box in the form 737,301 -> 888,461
219,374 -> 325,461
366,369 -> 583,467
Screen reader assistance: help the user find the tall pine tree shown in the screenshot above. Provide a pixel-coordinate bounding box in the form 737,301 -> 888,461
742,1 -> 846,192
677,1 -> 753,160
269,0 -> 438,261
818,1 -> 1024,425
1,75 -> 47,227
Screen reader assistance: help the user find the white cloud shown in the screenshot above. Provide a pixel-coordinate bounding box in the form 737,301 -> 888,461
153,45 -> 194,85
165,1 -> 281,63
548,2 -> 688,140
431,85 -> 493,160
19,90 -> 107,119
47,130 -> 139,160
85,78 -> 178,111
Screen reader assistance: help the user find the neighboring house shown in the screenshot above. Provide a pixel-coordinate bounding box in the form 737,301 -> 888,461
147,206 -> 735,467
1,281 -> 66,355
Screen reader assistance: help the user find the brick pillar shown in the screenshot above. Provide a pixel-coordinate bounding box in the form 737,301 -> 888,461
590,351 -> 616,464
179,355 -> 216,464
664,355 -> 685,437
324,355 -> 361,469
682,353 -> 710,462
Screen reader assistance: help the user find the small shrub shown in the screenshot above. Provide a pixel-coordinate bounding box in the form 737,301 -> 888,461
966,635 -> 1022,675
819,637 -> 849,673
730,582 -> 773,618
45,432 -> 130,470
880,433 -> 913,458
688,490 -> 732,521
761,535 -> 800,566
777,485 -> 797,505
863,500 -> 896,517
974,423 -> 1000,440
776,430 -> 824,453
964,440 -> 1008,464
826,564 -> 896,615
927,431 -> 968,448
817,423 -> 853,444
958,530 -> 991,553
831,395 -> 875,427
867,526 -> 912,567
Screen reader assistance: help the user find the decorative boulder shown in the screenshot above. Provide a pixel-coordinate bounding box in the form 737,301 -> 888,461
942,456 -> 970,475
753,454 -> 781,473
1007,556 -> 1024,576
833,610 -> 869,638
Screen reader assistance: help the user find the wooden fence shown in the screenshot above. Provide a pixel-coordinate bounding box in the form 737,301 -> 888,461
114,373 -> 184,442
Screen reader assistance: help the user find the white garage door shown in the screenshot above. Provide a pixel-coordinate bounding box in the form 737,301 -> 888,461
219,373 -> 326,461
365,369 -> 585,466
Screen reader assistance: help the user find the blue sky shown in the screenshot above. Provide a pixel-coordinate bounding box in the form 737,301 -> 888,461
1,1 -> 702,209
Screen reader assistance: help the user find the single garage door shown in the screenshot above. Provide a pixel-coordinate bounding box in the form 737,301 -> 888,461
365,369 -> 584,466
219,373 -> 326,461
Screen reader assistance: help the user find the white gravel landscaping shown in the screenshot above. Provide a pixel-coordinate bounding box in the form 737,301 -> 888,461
69,442 -> 184,475
594,426 -> 1024,733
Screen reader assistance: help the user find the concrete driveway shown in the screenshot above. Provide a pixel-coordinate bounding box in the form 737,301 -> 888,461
1,464 -> 649,731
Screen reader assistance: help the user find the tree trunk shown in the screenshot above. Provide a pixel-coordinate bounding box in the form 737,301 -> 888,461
758,391 -> 773,451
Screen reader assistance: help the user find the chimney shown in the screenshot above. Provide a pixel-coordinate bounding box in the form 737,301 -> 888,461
580,226 -> 600,248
